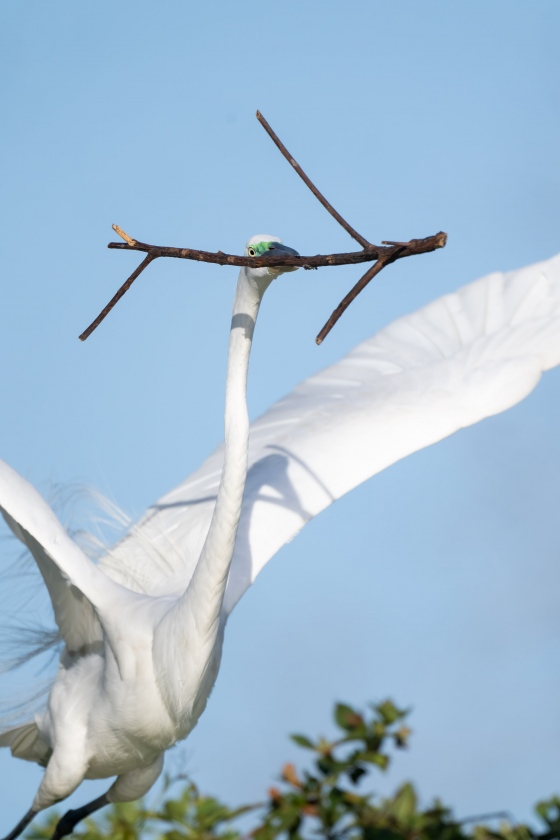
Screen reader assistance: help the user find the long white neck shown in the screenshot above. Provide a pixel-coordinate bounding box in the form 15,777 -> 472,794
153,267 -> 272,723
184,268 -> 269,627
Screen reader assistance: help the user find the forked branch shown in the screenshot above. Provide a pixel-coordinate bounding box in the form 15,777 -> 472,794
79,113 -> 447,343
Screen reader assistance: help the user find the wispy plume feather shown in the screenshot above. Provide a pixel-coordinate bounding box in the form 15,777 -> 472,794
0,480 -> 130,725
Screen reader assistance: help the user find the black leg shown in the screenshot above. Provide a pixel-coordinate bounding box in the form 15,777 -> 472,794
1,809 -> 37,840
50,794 -> 109,840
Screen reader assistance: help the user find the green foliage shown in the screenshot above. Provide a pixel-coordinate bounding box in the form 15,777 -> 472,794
28,702 -> 560,840
26,778 -> 252,840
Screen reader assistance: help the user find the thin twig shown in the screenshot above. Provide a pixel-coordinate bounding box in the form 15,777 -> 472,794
79,253 -> 158,341
315,261 -> 387,345
458,810 -> 514,826
315,235 -> 447,343
256,111 -> 371,249
113,224 -> 137,246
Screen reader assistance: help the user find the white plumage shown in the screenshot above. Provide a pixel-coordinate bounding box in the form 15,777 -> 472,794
0,247 -> 559,838
101,252 -> 560,615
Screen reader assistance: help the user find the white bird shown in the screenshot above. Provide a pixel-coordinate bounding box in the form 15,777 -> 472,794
1,244 -> 559,838
0,235 -> 299,840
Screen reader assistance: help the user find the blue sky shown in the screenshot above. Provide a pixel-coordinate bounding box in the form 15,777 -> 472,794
1,0 -> 559,830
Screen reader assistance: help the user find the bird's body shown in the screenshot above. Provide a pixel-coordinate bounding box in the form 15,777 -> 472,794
35,595 -> 181,778
1,246 -> 559,838
0,235 -> 300,839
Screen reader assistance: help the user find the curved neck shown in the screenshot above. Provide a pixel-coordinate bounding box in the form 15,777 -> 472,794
155,268 -> 273,692
186,268 -> 269,618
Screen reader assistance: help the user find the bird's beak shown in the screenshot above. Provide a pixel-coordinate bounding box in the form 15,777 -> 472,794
267,243 -> 300,273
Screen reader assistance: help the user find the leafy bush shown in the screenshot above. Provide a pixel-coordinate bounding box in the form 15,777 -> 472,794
28,701 -> 560,840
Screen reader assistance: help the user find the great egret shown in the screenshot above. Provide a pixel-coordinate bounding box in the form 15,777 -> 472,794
0,235 -> 300,840
1,245 -> 559,838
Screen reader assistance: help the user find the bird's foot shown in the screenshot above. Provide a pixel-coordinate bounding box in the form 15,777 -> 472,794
1,809 -> 37,840
50,794 -> 109,840
50,809 -> 82,840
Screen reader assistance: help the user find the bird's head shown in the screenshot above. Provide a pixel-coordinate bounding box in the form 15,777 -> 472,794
244,235 -> 300,279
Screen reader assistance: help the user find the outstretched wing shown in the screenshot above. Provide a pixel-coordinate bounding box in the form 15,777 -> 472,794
0,461 -> 139,652
98,253 -> 560,616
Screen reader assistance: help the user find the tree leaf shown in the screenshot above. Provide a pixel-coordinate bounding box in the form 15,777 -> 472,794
291,734 -> 315,750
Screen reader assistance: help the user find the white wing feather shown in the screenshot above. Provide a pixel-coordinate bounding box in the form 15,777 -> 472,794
0,461 -> 140,649
98,254 -> 560,615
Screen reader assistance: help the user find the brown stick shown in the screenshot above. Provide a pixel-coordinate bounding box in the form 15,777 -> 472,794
79,253 -> 158,341
315,261 -> 388,345
80,115 -> 447,342
316,234 -> 447,342
80,232 -> 446,341
256,111 -> 371,249
105,231 -> 446,269
107,238 -> 381,268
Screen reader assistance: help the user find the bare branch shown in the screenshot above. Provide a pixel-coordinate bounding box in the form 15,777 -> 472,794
79,232 -> 446,341
106,238 -> 381,268
256,111 -> 371,249
80,118 -> 447,342
315,236 -> 451,344
458,811 -> 514,826
79,253 -> 158,341
105,231 -> 445,269
315,261 -> 388,345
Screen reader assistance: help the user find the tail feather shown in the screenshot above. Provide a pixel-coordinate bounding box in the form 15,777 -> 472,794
0,721 -> 51,766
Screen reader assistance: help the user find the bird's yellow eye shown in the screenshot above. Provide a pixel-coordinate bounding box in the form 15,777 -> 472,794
248,247 -> 256,257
